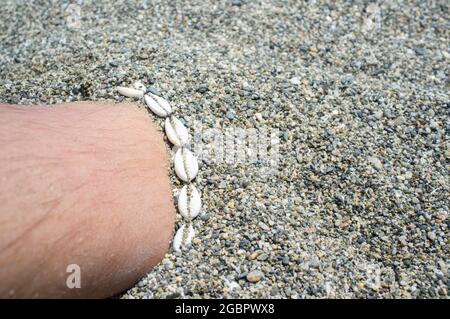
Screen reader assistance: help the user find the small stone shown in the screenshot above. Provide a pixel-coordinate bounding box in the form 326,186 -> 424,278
246,101 -> 255,109
368,156 -> 383,170
290,77 -> 300,85
403,171 -> 413,180
429,120 -> 439,129
200,213 -> 210,221
284,287 -> 292,296
166,292 -> 181,299
374,110 -> 383,119
246,270 -> 264,283
399,236 -> 407,246
414,47 -> 426,56
109,60 -> 119,67
198,84 -> 208,93
236,272 -> 248,280
231,0 -> 243,6
257,253 -> 269,261
226,110 -> 236,120
248,252 -> 259,260
310,259 -> 320,268
163,261 -> 173,270
207,174 -> 220,185
270,287 -> 280,295
282,256 -> 290,265
147,86 -> 162,97
183,119 -> 193,127
71,87 -> 80,95
251,93 -> 260,100
427,231 -> 436,241
394,116 -> 406,126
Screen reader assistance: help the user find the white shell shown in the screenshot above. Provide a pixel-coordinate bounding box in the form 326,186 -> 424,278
145,94 -> 172,117
174,148 -> 199,182
117,86 -> 144,98
165,116 -> 189,146
173,224 -> 195,252
178,185 -> 201,219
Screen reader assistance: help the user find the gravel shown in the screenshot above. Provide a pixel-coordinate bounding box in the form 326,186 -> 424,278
0,0 -> 448,299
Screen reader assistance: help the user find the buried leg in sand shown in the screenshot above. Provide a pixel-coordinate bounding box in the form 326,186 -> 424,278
0,102 -> 175,298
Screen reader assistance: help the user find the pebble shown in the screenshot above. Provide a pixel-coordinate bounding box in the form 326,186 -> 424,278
257,253 -> 269,261
246,270 -> 264,283
427,232 -> 436,241
225,110 -> 236,120
236,272 -> 248,280
147,86 -> 162,97
198,84 -> 208,93
166,292 -> 181,299
71,87 -> 79,95
414,47 -> 427,56
374,110 -> 383,119
368,156 -> 383,170
255,113 -> 263,122
270,287 -> 280,296
248,252 -> 259,260
290,77 -> 300,85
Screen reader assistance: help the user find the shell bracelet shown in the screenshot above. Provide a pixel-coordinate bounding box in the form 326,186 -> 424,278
117,82 -> 201,253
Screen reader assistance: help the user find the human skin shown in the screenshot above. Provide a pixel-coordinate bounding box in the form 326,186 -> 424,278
0,102 -> 175,298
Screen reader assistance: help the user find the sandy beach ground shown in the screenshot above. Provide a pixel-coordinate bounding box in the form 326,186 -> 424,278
0,0 -> 448,298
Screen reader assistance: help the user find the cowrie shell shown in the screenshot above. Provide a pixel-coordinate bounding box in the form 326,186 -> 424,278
178,184 -> 201,219
165,116 -> 189,146
174,148 -> 198,182
115,83 -> 203,255
145,94 -> 172,117
117,86 -> 144,98
173,224 -> 195,252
